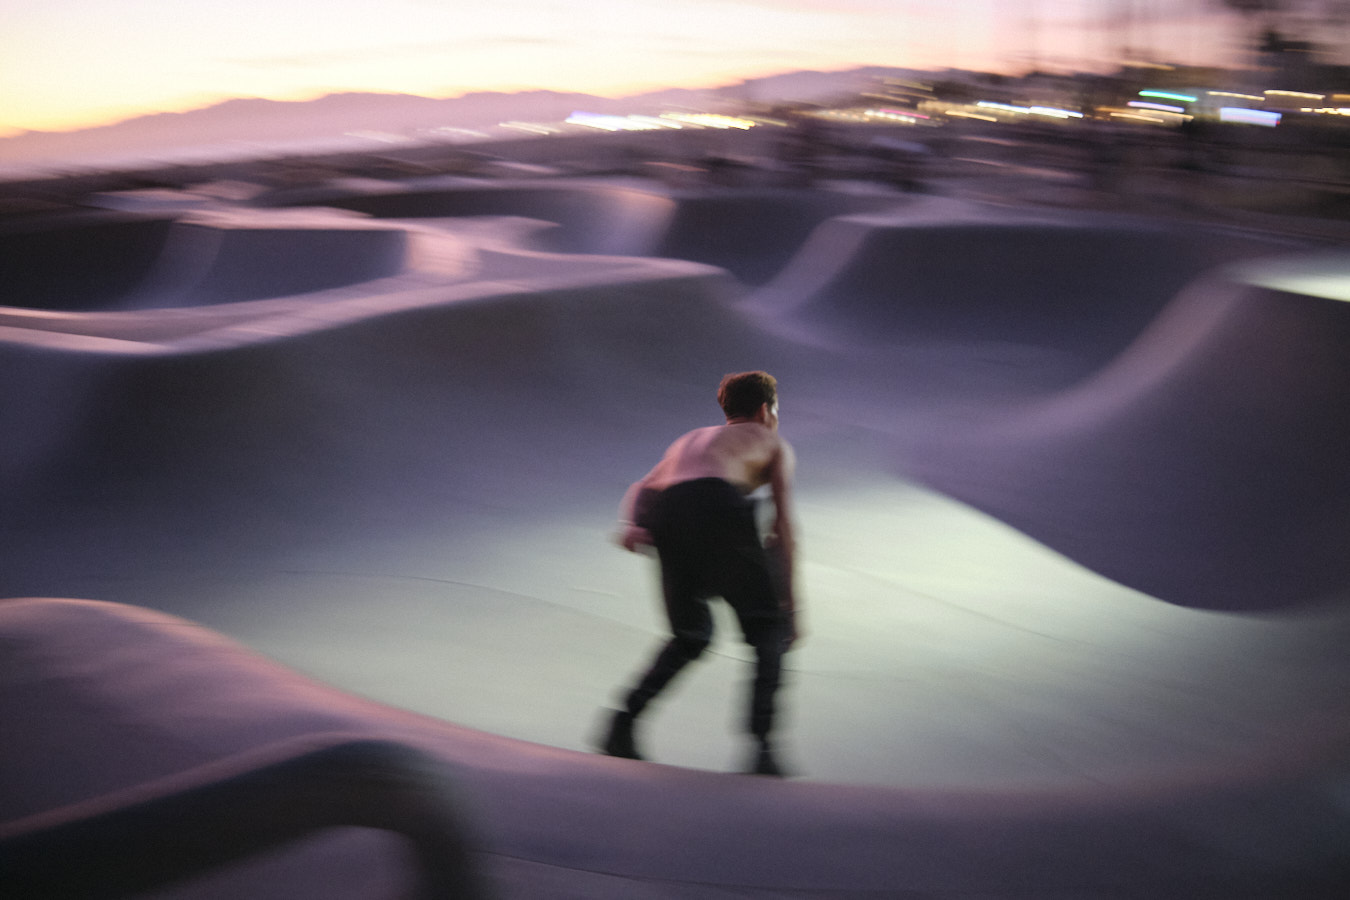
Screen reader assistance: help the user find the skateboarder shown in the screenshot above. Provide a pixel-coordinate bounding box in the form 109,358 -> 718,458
599,371 -> 799,776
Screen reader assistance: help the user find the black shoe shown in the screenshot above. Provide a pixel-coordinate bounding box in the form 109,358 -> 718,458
749,739 -> 785,777
600,710 -> 643,760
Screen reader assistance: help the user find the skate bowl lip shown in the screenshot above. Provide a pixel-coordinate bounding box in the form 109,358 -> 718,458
1,190 -> 1298,355
14,592 -> 1344,800
0,254 -> 724,355
254,175 -> 917,282
0,177 -> 905,318
0,204 -> 726,353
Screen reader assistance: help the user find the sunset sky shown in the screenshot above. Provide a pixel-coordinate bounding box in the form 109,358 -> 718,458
0,1 -> 1287,138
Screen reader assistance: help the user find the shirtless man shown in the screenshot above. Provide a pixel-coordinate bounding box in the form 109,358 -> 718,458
599,371 -> 798,776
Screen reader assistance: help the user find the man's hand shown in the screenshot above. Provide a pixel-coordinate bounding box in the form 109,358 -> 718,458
782,608 -> 801,650
616,524 -> 653,552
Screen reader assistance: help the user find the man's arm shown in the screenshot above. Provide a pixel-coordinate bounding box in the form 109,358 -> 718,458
615,479 -> 655,552
614,430 -> 703,552
615,441 -> 684,552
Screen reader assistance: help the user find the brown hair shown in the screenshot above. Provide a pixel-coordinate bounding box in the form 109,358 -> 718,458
718,371 -> 777,419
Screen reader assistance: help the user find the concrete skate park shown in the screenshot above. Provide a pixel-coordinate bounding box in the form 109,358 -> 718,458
3,175 -> 1350,897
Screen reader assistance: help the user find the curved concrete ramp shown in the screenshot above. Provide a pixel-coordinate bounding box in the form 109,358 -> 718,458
752,201 -> 1295,376
910,253 -> 1350,611
0,209 -> 410,312
0,230 -> 738,505
277,179 -> 903,283
5,597 -> 1349,899
307,181 -> 678,257
144,214 -> 409,308
652,188 -> 901,284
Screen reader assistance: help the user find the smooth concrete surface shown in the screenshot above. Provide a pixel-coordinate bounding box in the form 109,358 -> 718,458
3,179 -> 1349,897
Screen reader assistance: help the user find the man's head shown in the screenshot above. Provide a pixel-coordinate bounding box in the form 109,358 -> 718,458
718,371 -> 778,423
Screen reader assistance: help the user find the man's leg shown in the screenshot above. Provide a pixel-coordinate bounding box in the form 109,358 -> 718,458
747,629 -> 786,741
724,543 -> 792,775
602,555 -> 712,760
735,619 -> 789,776
622,630 -> 708,710
631,543 -> 714,710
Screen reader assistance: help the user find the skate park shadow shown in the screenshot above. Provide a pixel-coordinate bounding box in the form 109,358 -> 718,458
0,209 -> 408,312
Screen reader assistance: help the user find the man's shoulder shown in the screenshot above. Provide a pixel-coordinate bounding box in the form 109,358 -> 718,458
675,424 -> 723,443
730,422 -> 791,451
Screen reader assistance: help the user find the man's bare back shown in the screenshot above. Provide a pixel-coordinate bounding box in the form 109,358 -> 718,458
644,422 -> 785,494
618,399 -> 796,611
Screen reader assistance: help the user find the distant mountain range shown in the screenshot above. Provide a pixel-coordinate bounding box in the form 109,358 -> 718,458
0,66 -> 929,174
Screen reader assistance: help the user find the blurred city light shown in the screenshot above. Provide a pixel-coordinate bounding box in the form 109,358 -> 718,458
1129,101 -> 1187,114
1219,107 -> 1282,126
1139,91 -> 1197,103
660,113 -> 757,130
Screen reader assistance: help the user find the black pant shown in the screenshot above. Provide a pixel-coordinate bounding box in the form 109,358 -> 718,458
622,478 -> 788,739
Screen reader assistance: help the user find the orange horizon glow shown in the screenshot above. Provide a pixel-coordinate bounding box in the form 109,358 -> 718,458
0,1 -> 1264,139
0,62 -> 881,138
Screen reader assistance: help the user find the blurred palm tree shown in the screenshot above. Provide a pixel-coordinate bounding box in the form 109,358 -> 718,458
1221,0 -> 1279,13
1217,0 -> 1347,82
1216,0 -> 1346,41
1218,0 -> 1282,41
